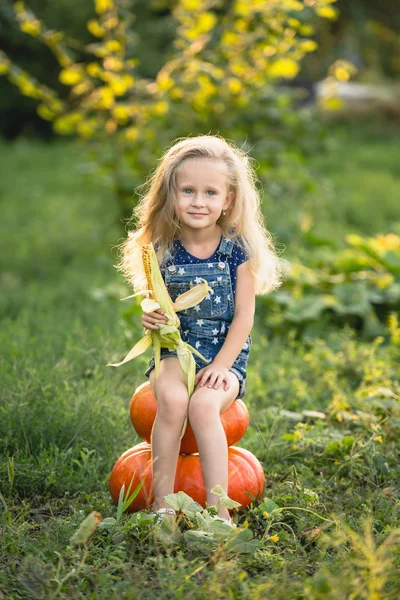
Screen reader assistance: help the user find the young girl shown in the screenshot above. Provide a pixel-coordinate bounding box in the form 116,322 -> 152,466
117,135 -> 284,525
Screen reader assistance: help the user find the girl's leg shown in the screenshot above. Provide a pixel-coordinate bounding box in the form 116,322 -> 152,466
188,372 -> 240,520
149,357 -> 190,511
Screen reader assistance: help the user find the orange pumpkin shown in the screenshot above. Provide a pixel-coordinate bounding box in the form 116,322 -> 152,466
109,442 -> 265,512
129,382 -> 249,454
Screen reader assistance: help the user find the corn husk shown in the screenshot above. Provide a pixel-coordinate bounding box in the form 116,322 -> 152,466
107,242 -> 212,438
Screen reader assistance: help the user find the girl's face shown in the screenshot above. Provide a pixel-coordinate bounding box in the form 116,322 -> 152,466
175,158 -> 234,234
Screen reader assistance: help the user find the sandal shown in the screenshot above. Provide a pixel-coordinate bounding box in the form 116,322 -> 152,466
151,507 -> 176,524
210,515 -> 237,527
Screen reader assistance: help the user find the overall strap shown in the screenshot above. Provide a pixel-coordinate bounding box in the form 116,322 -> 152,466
217,236 -> 234,259
156,243 -> 175,268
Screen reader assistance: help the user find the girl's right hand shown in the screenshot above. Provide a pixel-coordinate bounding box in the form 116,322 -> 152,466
142,308 -> 169,331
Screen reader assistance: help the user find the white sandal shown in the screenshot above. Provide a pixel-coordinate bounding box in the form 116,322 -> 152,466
210,515 -> 236,527
151,507 -> 176,524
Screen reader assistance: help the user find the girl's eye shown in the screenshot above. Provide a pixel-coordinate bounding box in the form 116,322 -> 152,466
207,190 -> 216,196
183,189 -> 193,194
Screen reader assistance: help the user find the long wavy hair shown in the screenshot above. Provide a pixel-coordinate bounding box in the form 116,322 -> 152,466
115,135 -> 286,295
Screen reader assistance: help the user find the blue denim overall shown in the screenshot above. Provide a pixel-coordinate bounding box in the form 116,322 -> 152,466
144,236 -> 251,400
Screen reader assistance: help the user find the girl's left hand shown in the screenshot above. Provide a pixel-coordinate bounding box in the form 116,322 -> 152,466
195,362 -> 230,392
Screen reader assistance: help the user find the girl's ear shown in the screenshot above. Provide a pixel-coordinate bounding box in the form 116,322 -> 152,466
224,189 -> 235,210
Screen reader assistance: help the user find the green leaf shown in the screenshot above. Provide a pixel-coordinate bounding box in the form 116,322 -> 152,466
224,528 -> 263,555
19,555 -> 54,600
341,436 -> 355,449
70,511 -> 102,545
163,491 -> 203,515
98,517 -> 117,531
259,498 -> 279,513
153,513 -> 182,548
210,484 -> 241,509
183,529 -> 216,554
323,440 -> 341,455
382,248 -> 400,273
331,282 -> 371,317
117,474 -> 145,520
130,511 -> 157,527
285,295 -> 326,322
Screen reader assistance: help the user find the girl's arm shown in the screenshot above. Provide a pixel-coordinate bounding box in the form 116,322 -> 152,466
195,260 -> 256,390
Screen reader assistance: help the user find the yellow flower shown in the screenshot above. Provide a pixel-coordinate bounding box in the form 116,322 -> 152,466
300,25 -> 314,36
294,430 -> 302,439
269,534 -> 279,542
87,19 -> 105,38
376,233 -> 400,249
59,68 -> 84,86
374,436 -> 383,444
153,101 -> 169,116
125,126 -> 138,141
86,62 -> 102,78
319,97 -> 344,111
334,66 -> 350,81
112,105 -> 131,123
300,40 -> 318,53
37,104 -> 54,121
268,58 -> 299,79
105,40 -> 123,53
0,59 -> 10,75
263,511 -> 270,519
77,119 -> 98,138
316,7 -> 338,20
95,0 -> 114,15
227,78 -> 242,94
20,19 -> 41,37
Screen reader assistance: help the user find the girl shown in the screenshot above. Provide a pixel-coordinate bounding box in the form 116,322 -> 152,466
117,135 -> 284,525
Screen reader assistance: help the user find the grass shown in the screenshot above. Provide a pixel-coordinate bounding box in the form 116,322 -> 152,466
1,125 -> 400,599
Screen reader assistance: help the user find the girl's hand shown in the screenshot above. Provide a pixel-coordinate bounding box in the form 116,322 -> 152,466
195,362 -> 230,392
142,308 -> 168,330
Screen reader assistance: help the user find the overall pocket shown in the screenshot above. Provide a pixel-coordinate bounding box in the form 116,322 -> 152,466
168,277 -> 229,319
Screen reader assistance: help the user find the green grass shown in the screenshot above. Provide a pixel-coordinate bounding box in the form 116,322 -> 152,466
1,127 -> 400,599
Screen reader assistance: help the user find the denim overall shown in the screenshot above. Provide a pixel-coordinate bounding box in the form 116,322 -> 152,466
144,236 -> 251,400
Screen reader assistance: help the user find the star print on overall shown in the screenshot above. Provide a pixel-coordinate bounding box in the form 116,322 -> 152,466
150,235 -> 252,400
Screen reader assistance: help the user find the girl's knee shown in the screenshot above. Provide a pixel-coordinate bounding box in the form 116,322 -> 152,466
188,392 -> 219,427
156,385 -> 189,423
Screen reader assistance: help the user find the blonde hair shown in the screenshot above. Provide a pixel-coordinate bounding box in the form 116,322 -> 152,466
116,135 -> 286,295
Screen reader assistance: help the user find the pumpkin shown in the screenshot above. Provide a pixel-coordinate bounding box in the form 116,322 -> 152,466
109,442 -> 265,512
129,381 -> 249,455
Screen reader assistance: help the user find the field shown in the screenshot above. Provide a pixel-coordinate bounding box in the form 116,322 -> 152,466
1,122 -> 399,599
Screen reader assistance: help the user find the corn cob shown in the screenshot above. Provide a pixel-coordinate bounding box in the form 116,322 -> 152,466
107,242 -> 213,438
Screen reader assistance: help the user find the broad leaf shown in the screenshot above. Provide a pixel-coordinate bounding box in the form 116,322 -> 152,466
163,491 -> 203,515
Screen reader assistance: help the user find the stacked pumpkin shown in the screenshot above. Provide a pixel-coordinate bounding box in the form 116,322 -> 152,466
109,382 -> 265,512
